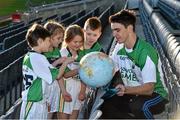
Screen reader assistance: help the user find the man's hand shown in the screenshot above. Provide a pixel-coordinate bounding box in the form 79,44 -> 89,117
115,84 -> 125,96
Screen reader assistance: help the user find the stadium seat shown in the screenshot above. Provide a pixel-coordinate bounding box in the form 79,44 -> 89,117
43,14 -> 59,23
61,12 -> 71,20
0,40 -> 28,70
28,17 -> 42,24
90,98 -> 104,117
0,57 -> 23,115
174,52 -> 180,77
78,10 -> 86,18
3,30 -> 27,50
72,8 -> 95,27
89,110 -> 102,120
158,0 -> 180,29
0,22 -> 24,35
61,14 -> 77,26
0,25 -> 28,44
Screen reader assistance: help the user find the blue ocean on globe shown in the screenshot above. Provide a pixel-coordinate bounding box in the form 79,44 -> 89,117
79,52 -> 115,88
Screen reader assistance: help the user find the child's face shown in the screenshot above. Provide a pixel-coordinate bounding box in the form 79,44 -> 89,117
67,35 -> 83,51
84,27 -> 101,47
38,37 -> 51,52
51,32 -> 63,48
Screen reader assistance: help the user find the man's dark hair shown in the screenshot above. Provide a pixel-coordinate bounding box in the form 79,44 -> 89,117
26,23 -> 51,47
109,9 -> 136,31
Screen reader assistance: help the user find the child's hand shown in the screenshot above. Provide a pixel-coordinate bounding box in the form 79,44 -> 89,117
72,55 -> 78,60
47,103 -> 51,112
64,57 -> 75,65
57,57 -> 67,64
78,91 -> 86,101
62,91 -> 72,102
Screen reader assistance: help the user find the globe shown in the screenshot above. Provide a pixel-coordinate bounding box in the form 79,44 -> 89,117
79,52 -> 115,88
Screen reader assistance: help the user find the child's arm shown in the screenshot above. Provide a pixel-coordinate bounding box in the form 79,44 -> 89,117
31,55 -> 74,85
57,57 -> 74,79
78,82 -> 86,101
63,69 -> 78,78
52,57 -> 67,67
63,55 -> 79,78
58,78 -> 72,102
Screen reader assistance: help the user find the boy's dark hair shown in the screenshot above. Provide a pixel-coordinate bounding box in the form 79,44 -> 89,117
84,17 -> 102,31
109,9 -> 136,31
26,23 -> 51,47
44,20 -> 65,36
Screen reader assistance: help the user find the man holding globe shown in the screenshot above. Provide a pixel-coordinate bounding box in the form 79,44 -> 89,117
100,9 -> 168,119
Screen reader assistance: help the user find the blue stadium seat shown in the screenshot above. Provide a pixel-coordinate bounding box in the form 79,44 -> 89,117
28,17 -> 42,25
158,0 -> 180,29
174,51 -> 180,77
0,22 -> 24,35
3,30 -> 27,50
78,10 -> 86,18
61,12 -> 71,20
43,14 -> 59,23
0,25 -> 28,44
72,8 -> 94,27
0,25 -> 9,30
0,56 -> 23,115
0,39 -> 28,70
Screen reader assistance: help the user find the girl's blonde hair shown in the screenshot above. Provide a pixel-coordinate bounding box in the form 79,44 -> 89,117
44,20 -> 65,37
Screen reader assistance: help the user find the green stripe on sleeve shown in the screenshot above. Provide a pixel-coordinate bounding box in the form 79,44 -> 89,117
49,67 -> 59,81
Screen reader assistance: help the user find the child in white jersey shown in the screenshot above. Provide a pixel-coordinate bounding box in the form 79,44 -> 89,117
43,20 -> 66,66
43,20 -> 72,118
59,24 -> 85,119
20,24 -> 74,119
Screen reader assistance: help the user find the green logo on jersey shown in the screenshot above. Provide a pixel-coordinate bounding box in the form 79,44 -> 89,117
121,67 -> 138,82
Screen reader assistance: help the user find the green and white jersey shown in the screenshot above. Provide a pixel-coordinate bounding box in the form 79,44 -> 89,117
110,38 -> 168,99
83,42 -> 104,54
111,43 -> 124,55
60,47 -> 84,72
43,48 -> 61,64
22,51 -> 59,102
78,42 -> 104,61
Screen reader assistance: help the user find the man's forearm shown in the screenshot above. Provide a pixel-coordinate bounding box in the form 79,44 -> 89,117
124,83 -> 154,95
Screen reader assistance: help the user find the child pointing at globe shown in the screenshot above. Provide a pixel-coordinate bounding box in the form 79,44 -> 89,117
43,21 -> 71,119
20,24 -> 74,119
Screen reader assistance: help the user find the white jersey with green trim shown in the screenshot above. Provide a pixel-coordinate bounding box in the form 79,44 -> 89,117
110,39 -> 168,99
22,51 -> 59,102
59,47 -> 82,114
60,47 -> 80,70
